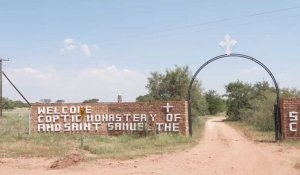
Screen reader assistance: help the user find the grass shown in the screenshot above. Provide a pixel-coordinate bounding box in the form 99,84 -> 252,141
226,121 -> 275,141
0,108 -> 77,157
83,134 -> 194,159
192,115 -> 209,139
0,108 -> 206,159
83,116 -> 205,159
226,120 -> 300,148
279,139 -> 300,149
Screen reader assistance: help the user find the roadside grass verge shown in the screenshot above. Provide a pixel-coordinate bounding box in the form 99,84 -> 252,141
280,139 -> 300,149
225,121 -> 274,141
83,116 -> 205,159
0,108 -> 206,159
83,134 -> 193,159
226,120 -> 300,148
0,108 -> 76,157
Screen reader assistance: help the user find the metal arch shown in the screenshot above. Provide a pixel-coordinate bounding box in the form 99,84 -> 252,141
188,53 -> 281,140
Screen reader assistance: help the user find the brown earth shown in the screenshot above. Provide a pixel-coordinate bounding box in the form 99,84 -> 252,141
49,154 -> 84,170
1,117 -> 300,175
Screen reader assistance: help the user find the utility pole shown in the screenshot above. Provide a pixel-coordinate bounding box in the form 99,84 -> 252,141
0,58 -> 10,118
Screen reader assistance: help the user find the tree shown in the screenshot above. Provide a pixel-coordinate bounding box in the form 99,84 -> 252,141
224,81 -> 278,130
240,89 -> 276,131
83,99 -> 99,103
40,99 -> 51,104
2,97 -> 14,109
224,81 -> 254,120
13,100 -> 28,108
281,88 -> 300,97
136,94 -> 155,102
1,98 -> 28,109
146,72 -> 165,100
136,65 -> 208,116
56,99 -> 65,103
225,80 -> 300,130
205,90 -> 226,115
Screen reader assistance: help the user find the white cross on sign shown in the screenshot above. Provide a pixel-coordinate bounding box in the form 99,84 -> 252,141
163,103 -> 174,113
219,35 -> 237,55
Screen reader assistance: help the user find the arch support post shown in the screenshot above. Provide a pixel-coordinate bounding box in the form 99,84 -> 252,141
188,99 -> 192,136
274,103 -> 281,140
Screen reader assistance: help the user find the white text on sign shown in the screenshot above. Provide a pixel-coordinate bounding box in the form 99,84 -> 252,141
289,112 -> 298,132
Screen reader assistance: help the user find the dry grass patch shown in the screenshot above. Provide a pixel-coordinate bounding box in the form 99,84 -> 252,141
0,108 -> 206,159
226,121 -> 300,148
280,140 -> 300,149
83,134 -> 194,159
226,121 -> 275,142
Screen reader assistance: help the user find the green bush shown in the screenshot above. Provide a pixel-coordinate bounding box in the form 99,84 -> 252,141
225,81 -> 277,131
205,90 -> 226,115
136,65 -> 208,116
240,90 -> 275,131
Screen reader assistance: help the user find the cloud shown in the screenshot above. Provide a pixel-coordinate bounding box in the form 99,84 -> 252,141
79,66 -> 138,81
60,38 -> 94,57
80,44 -> 92,57
241,66 -> 263,75
20,67 -> 38,74
3,66 -> 147,103
10,67 -> 55,79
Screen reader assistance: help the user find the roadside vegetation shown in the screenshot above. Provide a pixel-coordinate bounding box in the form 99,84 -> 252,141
1,65 -> 299,159
136,65 -> 226,116
205,90 -> 226,115
0,66 -> 212,159
224,80 -> 300,143
224,81 -> 277,131
83,116 -> 205,159
227,121 -> 300,148
0,108 -> 206,159
1,97 -> 28,109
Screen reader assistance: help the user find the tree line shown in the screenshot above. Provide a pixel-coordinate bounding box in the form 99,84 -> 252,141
137,65 -> 300,131
225,81 -> 300,131
38,98 -> 100,104
1,97 -> 29,109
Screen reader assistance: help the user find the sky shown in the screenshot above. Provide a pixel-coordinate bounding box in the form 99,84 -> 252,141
0,0 -> 300,103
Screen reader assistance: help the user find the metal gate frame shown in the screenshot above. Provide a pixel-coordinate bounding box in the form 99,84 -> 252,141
187,53 -> 281,140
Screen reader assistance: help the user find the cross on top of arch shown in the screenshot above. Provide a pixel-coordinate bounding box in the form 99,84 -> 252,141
219,35 -> 237,55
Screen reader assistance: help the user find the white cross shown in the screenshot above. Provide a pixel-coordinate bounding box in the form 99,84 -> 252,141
163,103 -> 174,113
219,35 -> 237,55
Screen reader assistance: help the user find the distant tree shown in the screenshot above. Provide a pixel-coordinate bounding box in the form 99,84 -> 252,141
136,65 -> 208,116
83,99 -> 99,103
146,72 -> 164,100
56,99 -> 65,103
40,99 -> 51,104
136,94 -> 155,102
240,89 -> 276,131
1,98 -> 28,109
13,100 -> 28,108
224,81 -> 278,130
205,90 -> 226,115
281,88 -> 300,97
2,97 -> 14,109
224,81 -> 254,121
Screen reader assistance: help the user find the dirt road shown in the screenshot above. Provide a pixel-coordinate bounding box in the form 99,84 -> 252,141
1,117 -> 300,175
